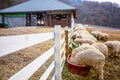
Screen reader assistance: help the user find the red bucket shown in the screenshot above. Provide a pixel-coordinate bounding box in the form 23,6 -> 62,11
67,54 -> 91,76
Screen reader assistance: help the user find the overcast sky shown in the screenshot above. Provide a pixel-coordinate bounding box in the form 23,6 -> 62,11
85,0 -> 120,4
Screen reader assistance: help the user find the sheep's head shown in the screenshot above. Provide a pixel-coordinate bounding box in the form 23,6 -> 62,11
104,41 -> 114,53
74,38 -> 81,44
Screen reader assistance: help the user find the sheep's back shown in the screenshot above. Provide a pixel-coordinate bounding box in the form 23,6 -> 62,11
75,49 -> 105,66
92,43 -> 108,57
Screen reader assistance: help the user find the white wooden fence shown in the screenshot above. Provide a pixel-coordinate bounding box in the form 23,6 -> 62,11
0,25 -> 70,80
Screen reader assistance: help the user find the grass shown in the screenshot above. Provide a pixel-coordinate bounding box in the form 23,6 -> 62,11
62,64 -> 99,80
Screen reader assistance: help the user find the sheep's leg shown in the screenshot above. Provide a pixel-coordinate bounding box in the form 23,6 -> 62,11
114,52 -> 118,58
101,37 -> 104,41
106,37 -> 109,41
104,37 -> 107,41
91,66 -> 97,77
98,66 -> 104,80
94,34 -> 97,39
118,52 -> 120,57
115,52 -> 118,57
94,65 -> 99,79
116,52 -> 120,57
98,36 -> 100,40
98,60 -> 105,80
96,36 -> 99,40
111,52 -> 114,57
95,60 -> 104,80
104,36 -> 108,41
99,37 -> 101,40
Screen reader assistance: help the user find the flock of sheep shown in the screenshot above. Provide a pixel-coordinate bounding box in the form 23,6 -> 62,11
69,24 -> 120,80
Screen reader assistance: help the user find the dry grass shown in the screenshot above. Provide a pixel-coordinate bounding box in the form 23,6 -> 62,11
86,27 -> 120,40
62,27 -> 120,80
0,26 -> 55,80
0,26 -> 120,80
0,26 -> 54,36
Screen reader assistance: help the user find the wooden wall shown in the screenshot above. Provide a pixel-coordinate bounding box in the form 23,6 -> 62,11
46,11 -> 72,27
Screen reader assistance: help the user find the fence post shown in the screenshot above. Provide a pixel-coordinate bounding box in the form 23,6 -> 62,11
65,26 -> 69,58
54,25 -> 61,80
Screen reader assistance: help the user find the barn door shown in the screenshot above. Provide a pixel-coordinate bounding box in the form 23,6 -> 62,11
37,13 -> 46,26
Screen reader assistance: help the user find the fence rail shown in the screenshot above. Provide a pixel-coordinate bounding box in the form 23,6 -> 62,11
83,24 -> 120,30
0,25 -> 70,80
0,32 -> 54,57
9,47 -> 54,80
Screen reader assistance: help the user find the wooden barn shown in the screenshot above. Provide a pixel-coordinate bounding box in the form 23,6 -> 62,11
0,0 -> 77,27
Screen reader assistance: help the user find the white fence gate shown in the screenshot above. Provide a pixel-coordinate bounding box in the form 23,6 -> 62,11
0,25 -> 71,80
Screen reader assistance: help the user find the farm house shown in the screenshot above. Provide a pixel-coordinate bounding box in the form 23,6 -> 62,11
0,0 -> 77,27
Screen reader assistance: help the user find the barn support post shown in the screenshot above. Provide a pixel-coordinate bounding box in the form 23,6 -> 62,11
2,14 -> 4,24
26,13 -> 31,26
71,13 -> 74,35
54,25 -> 62,80
50,13 -> 52,26
26,13 -> 29,26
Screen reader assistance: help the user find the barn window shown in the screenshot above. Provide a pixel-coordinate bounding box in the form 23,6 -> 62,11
62,14 -> 67,19
52,14 -> 67,20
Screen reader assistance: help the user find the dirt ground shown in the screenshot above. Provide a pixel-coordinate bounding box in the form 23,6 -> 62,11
0,26 -> 120,80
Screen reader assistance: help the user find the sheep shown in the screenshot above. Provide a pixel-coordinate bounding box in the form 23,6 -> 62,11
72,30 -> 82,39
72,42 -> 108,58
74,38 -> 96,45
74,26 -> 86,31
92,42 -> 108,58
72,29 -> 92,40
70,48 -> 105,80
71,43 -> 91,58
91,30 -> 101,39
72,30 -> 86,39
97,33 -> 109,41
104,41 -> 120,57
78,30 -> 97,42
70,43 -> 96,65
74,24 -> 86,31
91,30 -> 109,41
81,35 -> 97,42
103,33 -> 109,41
73,26 -> 97,45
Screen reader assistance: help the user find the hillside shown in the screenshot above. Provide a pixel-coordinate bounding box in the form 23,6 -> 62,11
0,0 -> 29,9
60,0 -> 120,28
77,1 -> 120,28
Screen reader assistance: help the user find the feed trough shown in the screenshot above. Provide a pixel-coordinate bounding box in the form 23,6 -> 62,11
67,54 -> 91,76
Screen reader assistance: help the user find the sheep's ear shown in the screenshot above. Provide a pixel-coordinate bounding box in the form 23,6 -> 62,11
104,42 -> 107,46
105,42 -> 110,47
109,42 -> 113,46
109,43 -> 114,48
